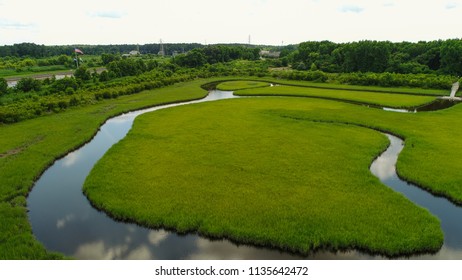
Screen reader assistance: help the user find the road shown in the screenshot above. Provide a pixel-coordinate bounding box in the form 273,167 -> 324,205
5,67 -> 106,87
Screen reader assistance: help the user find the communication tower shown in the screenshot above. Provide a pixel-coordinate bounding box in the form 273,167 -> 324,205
158,39 -> 165,56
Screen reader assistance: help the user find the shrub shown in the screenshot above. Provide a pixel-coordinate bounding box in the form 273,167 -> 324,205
0,78 -> 7,95
15,77 -> 42,92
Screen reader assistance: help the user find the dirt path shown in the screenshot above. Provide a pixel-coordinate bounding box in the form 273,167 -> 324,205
5,67 -> 106,82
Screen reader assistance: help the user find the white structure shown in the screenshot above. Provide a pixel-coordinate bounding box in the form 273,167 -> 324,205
440,81 -> 462,101
123,45 -> 141,57
260,50 -> 281,58
450,81 -> 459,98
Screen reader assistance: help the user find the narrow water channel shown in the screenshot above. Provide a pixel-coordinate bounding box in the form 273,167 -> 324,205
27,90 -> 462,259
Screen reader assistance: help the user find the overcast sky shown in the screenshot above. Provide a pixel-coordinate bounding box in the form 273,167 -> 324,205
0,0 -> 461,46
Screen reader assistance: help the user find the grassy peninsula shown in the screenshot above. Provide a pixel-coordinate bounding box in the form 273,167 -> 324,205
83,92 -> 447,256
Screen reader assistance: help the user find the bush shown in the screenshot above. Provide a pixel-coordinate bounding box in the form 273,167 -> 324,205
15,77 -> 42,92
69,97 -> 79,106
51,77 -> 78,94
99,70 -> 110,82
0,78 -> 7,95
65,87 -> 75,95
336,72 -> 455,89
74,66 -> 91,81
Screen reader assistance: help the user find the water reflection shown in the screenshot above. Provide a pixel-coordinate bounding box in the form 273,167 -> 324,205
6,74 -> 71,88
383,107 -> 415,113
27,91 -> 462,259
28,90 -> 314,260
370,135 -> 403,180
371,134 -> 462,259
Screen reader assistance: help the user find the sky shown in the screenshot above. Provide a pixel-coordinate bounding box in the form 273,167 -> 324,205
0,0 -> 461,46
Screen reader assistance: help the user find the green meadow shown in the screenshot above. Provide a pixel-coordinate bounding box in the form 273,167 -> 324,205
84,81 -> 462,256
216,80 -> 270,91
1,77 -> 460,258
236,84 -> 437,108
267,79 -> 449,96
0,80 -> 209,259
235,81 -> 462,203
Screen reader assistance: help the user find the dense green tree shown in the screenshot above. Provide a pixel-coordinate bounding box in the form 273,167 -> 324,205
342,41 -> 391,73
175,49 -> 207,67
74,66 -> 91,81
107,59 -> 147,77
101,53 -> 120,65
99,70 -> 110,82
440,39 -> 462,76
174,45 -> 260,68
0,40 -> 459,76
0,78 -> 7,95
50,77 -> 79,93
15,77 -> 42,92
57,55 -> 72,66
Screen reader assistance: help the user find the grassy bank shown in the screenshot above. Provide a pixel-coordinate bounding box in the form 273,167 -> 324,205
83,97 -> 443,256
0,76 -> 458,259
237,77 -> 448,96
0,79 -> 209,259
265,99 -> 462,205
273,79 -> 449,96
216,81 -> 270,91
235,84 -> 437,108
0,66 -> 72,79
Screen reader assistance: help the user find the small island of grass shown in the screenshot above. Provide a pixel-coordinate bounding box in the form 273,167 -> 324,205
83,97 -> 444,257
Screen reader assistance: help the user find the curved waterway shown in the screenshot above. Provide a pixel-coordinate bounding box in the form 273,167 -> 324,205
28,90 -> 462,259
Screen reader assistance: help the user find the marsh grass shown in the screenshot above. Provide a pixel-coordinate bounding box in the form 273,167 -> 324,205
84,98 -> 443,256
216,81 -> 270,91
268,100 -> 462,205
235,84 -> 437,108
0,79 -> 209,259
0,77 -> 458,259
262,78 -> 448,96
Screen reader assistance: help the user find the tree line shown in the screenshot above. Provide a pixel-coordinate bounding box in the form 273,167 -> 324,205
0,43 -> 203,57
3,40 -> 462,77
286,39 -> 462,76
173,45 -> 260,67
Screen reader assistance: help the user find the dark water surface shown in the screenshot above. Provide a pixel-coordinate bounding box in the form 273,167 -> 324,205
28,91 -> 462,259
370,135 -> 462,259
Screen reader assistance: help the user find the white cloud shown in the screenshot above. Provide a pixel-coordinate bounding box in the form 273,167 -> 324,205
0,0 -> 461,45
126,245 -> 152,259
0,18 -> 35,30
383,2 -> 394,7
89,10 -> 127,19
56,214 -> 75,229
74,240 -> 129,260
148,230 -> 169,246
446,2 -> 459,9
62,150 -> 81,167
339,5 -> 364,13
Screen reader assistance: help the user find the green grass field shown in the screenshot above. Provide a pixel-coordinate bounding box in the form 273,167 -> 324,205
216,81 -> 270,91
263,78 -> 449,96
83,97 -> 444,256
0,66 -> 70,79
0,77 -> 459,259
0,79 -> 209,259
236,85 -> 437,108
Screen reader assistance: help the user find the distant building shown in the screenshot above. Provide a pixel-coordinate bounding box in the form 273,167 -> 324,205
122,50 -> 141,57
260,50 -> 281,58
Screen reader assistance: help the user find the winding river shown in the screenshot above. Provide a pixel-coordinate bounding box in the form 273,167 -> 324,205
27,90 -> 462,259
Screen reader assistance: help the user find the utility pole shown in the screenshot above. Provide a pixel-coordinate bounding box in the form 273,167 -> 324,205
158,39 -> 165,56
